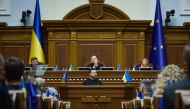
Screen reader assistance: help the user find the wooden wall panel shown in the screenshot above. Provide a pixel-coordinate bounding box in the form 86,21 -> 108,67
123,41 -> 138,69
3,46 -> 24,61
166,45 -> 185,69
55,43 -> 69,70
145,45 -> 151,62
78,42 -> 115,68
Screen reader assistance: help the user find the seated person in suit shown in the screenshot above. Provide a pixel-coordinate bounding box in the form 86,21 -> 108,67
86,55 -> 104,70
5,57 -> 25,90
139,79 -> 152,97
136,58 -> 151,70
0,54 -> 13,109
27,57 -> 41,70
83,68 -> 102,85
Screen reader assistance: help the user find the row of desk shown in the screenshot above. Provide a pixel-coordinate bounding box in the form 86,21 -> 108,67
24,70 -> 184,109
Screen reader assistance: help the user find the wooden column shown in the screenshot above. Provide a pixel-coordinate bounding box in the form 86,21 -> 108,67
48,32 -> 55,67
116,32 -> 122,69
70,31 -> 77,70
138,32 -> 145,61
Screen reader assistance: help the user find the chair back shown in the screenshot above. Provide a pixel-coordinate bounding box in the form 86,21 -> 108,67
44,97 -> 51,109
52,99 -> 58,109
135,99 -> 141,109
60,101 -> 70,109
9,90 -> 25,109
37,94 -> 42,109
175,90 -> 190,109
153,95 -> 163,109
144,98 -> 151,109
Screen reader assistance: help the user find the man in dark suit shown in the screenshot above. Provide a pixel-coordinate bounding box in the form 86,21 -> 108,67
83,68 -> 102,85
86,55 -> 104,70
27,57 -> 41,70
163,43 -> 190,109
0,54 -> 13,109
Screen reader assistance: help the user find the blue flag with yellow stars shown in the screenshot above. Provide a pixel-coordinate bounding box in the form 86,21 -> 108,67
150,0 -> 167,70
26,79 -> 38,109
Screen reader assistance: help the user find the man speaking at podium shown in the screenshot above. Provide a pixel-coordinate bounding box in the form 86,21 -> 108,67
86,55 -> 104,70
83,68 -> 102,85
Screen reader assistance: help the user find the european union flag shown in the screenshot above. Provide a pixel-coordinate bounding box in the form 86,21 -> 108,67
69,64 -> 74,71
139,90 -> 144,99
54,64 -> 59,71
158,97 -> 164,109
29,0 -> 45,64
150,89 -> 154,97
126,71 -> 132,82
62,71 -> 68,83
150,0 -> 167,70
117,65 -> 122,70
26,79 -> 38,109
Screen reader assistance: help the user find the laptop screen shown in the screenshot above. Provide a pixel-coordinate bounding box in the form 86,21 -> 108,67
100,67 -> 114,70
25,67 -> 31,70
139,67 -> 153,70
28,65 -> 49,77
77,67 -> 91,70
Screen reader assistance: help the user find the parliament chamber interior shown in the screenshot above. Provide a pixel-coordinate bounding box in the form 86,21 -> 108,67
0,0 -> 190,109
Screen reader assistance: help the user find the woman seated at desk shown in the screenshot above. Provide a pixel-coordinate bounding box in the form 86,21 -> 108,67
136,58 -> 152,70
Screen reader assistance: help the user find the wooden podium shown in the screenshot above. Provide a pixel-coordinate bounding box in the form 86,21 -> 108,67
58,85 -> 135,109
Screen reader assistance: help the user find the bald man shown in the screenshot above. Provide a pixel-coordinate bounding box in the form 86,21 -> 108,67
86,55 -> 104,70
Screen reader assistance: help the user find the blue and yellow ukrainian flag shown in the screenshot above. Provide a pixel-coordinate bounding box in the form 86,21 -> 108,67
29,0 -> 45,64
123,71 -> 132,83
19,76 -> 26,98
62,71 -> 68,83
123,72 -> 127,83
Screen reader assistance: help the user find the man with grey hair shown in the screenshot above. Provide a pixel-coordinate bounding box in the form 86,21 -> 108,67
163,43 -> 190,109
0,54 -> 13,109
139,79 -> 152,97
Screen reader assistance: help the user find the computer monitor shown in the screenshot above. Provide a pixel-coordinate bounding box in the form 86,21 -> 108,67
46,67 -> 54,70
100,67 -> 114,70
25,67 -> 31,70
77,67 -> 91,70
139,67 -> 153,70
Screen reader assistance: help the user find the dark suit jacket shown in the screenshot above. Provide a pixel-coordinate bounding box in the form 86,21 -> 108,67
83,78 -> 102,85
163,74 -> 190,109
86,63 -> 104,70
0,80 -> 13,109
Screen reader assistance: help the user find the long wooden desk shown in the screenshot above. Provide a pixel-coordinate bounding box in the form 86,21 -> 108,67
25,70 -> 160,80
58,85 -> 135,109
24,70 -> 162,98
